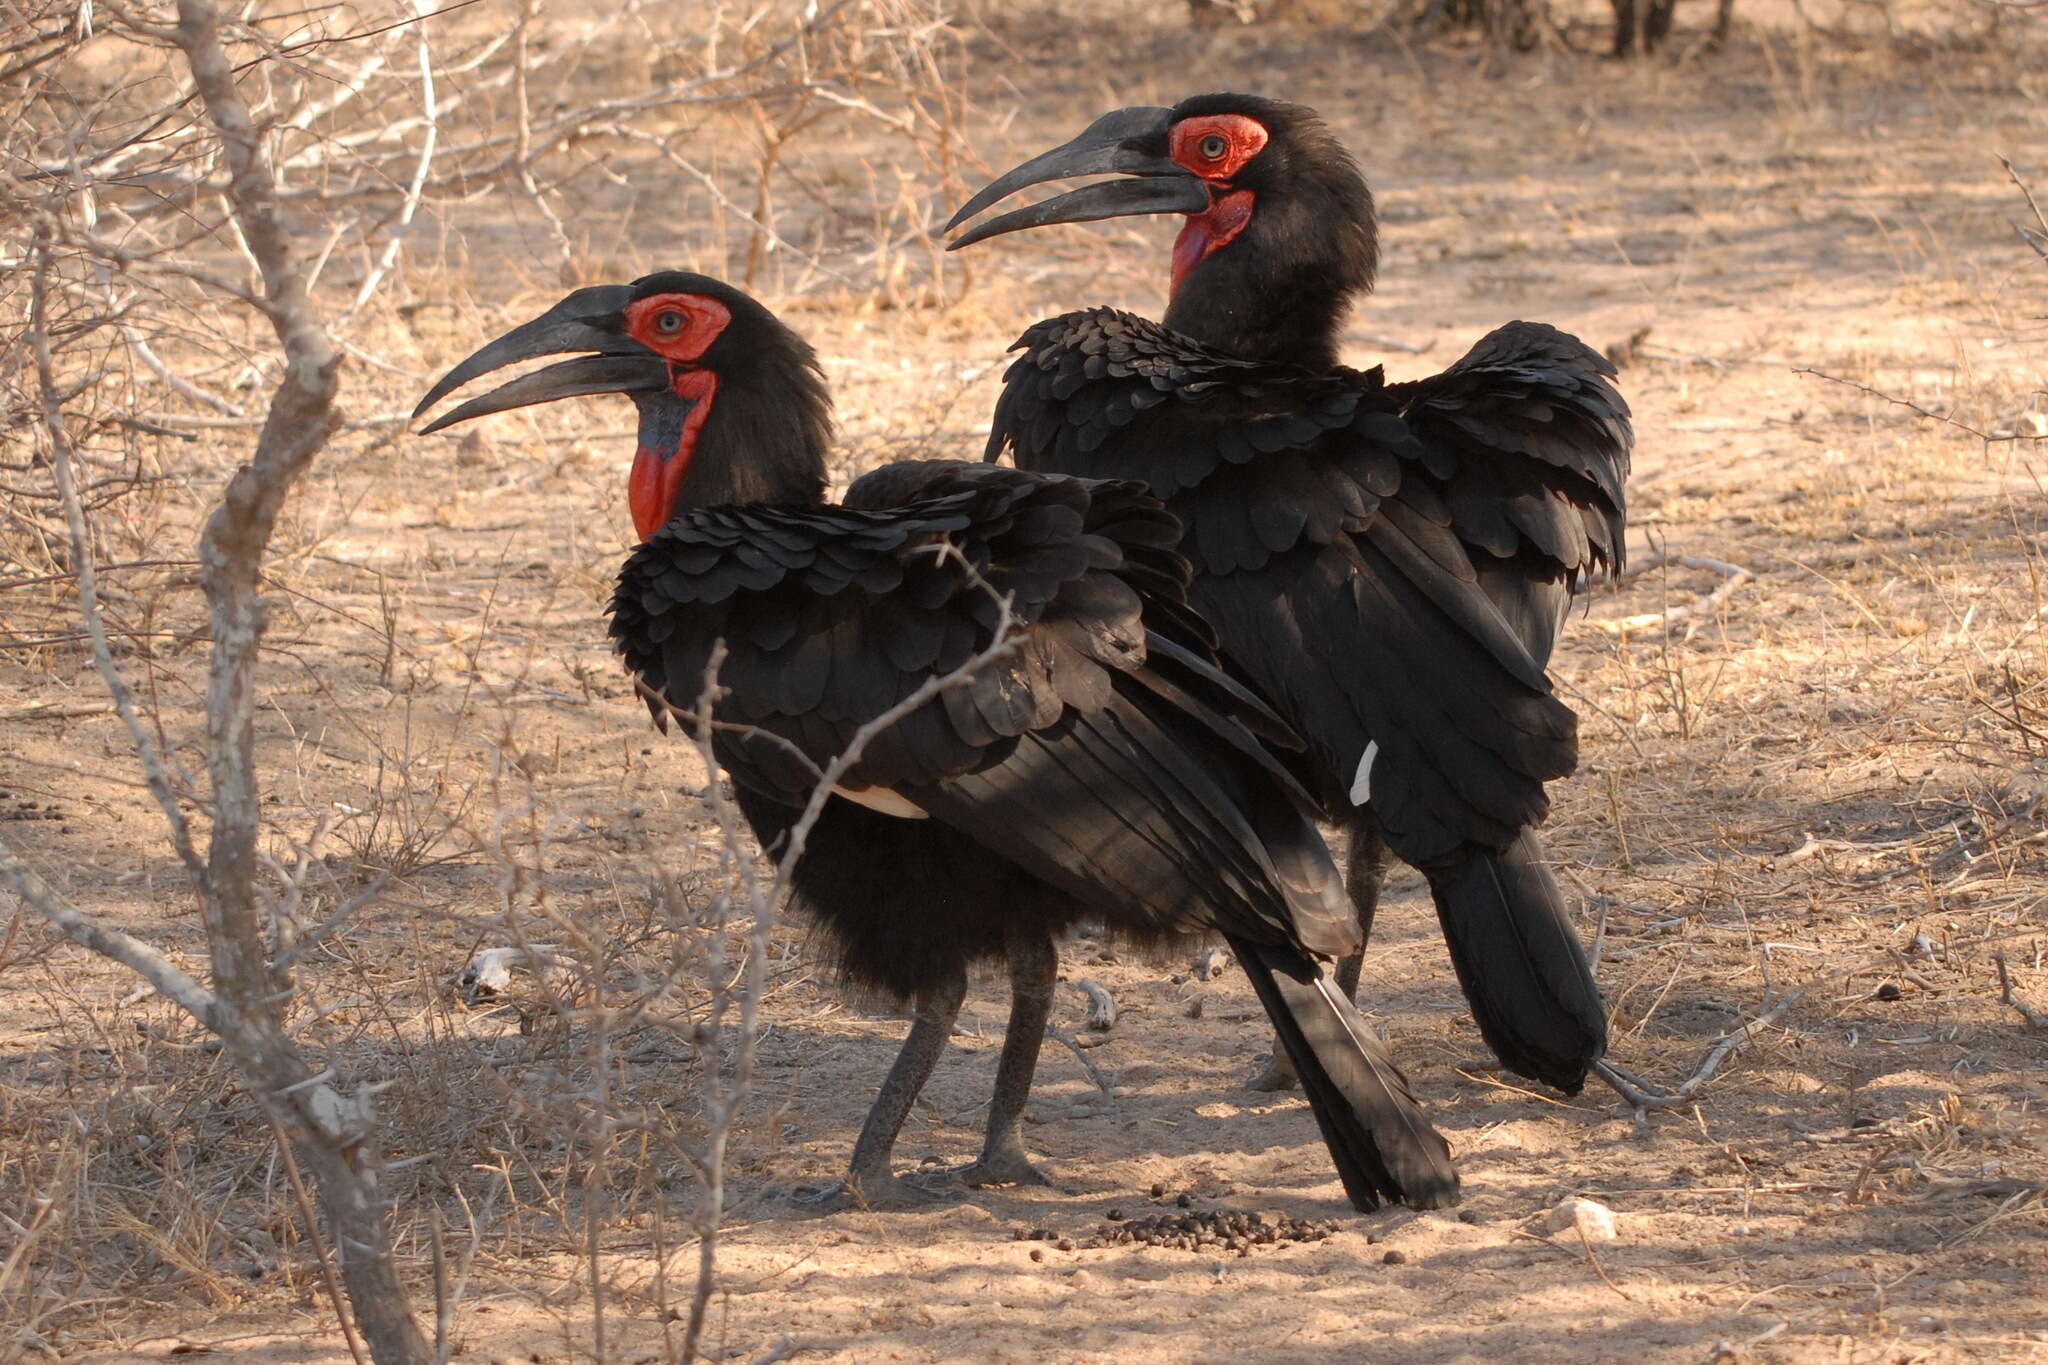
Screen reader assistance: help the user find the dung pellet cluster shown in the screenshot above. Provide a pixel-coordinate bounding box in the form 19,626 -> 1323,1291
1085,1208 -> 1340,1255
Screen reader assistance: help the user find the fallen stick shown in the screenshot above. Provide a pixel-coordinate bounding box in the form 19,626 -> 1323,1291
1586,554 -> 1752,635
1597,991 -> 1803,1112
1995,951 -> 2044,1028
1049,1026 -> 1117,1100
1073,977 -> 1116,1031
1,702 -> 116,721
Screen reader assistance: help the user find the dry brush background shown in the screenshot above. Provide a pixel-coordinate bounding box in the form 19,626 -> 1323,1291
3,0 -> 2047,1360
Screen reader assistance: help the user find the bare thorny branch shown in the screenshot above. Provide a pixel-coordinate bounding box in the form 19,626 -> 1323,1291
1791,157 -> 2047,445
7,0 -> 431,1357
2004,155 -> 2048,263
642,542 -> 1025,1363
1796,367 -> 2047,444
4,0 -> 979,1357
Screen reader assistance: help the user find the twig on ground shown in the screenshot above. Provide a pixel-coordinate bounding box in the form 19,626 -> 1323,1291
1796,368 -> 2048,444
1050,1026 -> 1118,1100
1994,951 -> 2044,1028
0,702 -> 116,721
1576,1220 -> 1634,1302
1596,991 -> 1804,1113
1587,555 -> 1753,635
1074,977 -> 1116,1031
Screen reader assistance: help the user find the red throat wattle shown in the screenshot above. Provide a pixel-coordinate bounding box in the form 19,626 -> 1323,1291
1171,190 -> 1255,298
628,368 -> 718,539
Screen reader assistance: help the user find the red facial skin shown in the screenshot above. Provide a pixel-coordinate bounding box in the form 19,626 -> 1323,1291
1166,113 -> 1269,298
622,293 -> 732,539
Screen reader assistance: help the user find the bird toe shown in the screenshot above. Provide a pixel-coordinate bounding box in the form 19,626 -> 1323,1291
938,1150 -> 1055,1191
1245,1051 -> 1301,1092
795,1170 -> 964,1213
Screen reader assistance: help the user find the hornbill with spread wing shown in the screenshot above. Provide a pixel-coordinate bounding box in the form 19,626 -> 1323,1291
412,272 -> 1460,1212
947,95 -> 1633,1097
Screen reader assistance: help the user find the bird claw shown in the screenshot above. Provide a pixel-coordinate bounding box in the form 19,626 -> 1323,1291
791,1172 -> 960,1213
910,1149 -> 1055,1192
1245,1051 -> 1300,1093
1594,1059 -> 1683,1111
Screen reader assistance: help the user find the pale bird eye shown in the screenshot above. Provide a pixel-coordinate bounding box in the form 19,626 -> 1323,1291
1200,134 -> 1227,160
656,310 -> 684,334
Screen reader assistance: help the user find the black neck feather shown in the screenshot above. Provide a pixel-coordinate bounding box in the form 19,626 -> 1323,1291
646,335 -> 834,513
1161,130 -> 1378,372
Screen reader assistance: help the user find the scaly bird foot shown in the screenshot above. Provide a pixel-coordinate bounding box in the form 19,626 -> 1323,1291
1246,1051 -> 1300,1092
792,1170 -> 962,1213
909,1147 -> 1055,1192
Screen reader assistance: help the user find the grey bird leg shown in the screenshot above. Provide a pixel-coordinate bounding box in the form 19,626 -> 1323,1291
1249,814 -> 1383,1092
1334,812 -> 1386,999
924,925 -> 1058,1189
800,961 -> 967,1211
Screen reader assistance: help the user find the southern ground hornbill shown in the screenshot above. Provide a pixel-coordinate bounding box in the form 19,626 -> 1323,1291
412,271 -> 1460,1212
946,95 -> 1635,1098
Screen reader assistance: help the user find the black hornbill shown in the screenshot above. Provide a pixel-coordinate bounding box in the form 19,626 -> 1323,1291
946,95 -> 1634,1097
412,271 -> 1460,1212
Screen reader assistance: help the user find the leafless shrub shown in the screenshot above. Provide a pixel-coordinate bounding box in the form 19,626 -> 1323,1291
3,0 -> 983,1359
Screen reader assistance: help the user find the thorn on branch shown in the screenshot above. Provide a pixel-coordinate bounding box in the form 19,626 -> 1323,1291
1796,367 -> 2047,445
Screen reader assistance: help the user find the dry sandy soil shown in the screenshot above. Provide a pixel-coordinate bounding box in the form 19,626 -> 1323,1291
6,3 -> 2048,1362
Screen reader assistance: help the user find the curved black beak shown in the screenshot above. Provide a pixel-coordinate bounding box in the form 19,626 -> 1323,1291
412,284 -> 671,433
944,105 -> 1210,250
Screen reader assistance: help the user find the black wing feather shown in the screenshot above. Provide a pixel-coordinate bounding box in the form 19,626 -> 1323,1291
987,309 -> 1631,866
608,459 -> 1350,943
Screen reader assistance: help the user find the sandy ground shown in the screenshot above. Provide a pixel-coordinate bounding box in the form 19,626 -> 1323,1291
6,4 -> 2048,1362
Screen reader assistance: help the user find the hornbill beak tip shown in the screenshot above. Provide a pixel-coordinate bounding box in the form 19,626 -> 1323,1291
944,105 -> 1206,248
945,177 -> 1214,250
412,284 -> 667,432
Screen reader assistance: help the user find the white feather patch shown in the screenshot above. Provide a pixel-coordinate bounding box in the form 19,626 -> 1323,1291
832,784 -> 930,820
1347,740 -> 1380,807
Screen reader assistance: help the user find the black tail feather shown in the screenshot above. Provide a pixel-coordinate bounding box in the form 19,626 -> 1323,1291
1232,936 -> 1460,1211
1425,829 -> 1607,1094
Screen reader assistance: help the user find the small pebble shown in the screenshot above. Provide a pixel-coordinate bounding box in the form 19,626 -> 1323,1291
1458,1209 -> 1488,1225
1107,1208 -> 1125,1221
1030,1248 -> 1045,1262
1544,1196 -> 1620,1242
1383,1250 -> 1407,1265
1055,1238 -> 1074,1252
1150,1183 -> 1166,1198
1176,1193 -> 1193,1208
1875,982 -> 1903,1001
